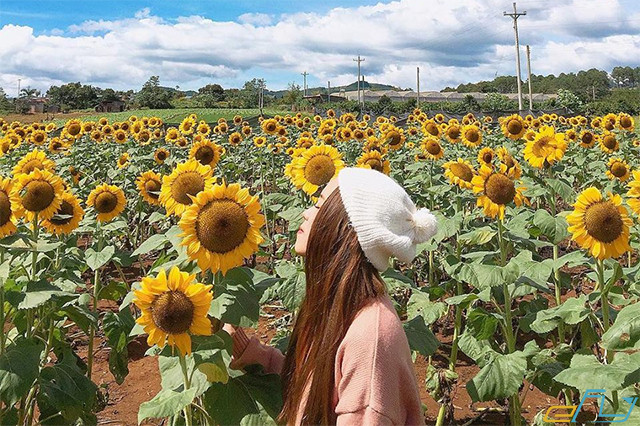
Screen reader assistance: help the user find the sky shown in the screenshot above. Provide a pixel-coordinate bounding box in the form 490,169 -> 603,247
1,0 -> 640,97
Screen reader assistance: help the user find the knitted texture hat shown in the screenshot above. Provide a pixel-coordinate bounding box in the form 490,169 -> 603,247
337,167 -> 438,272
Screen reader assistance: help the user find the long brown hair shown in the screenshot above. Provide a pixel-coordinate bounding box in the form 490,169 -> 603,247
277,187 -> 387,425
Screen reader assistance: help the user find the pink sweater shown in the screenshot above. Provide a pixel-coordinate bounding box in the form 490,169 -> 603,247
224,293 -> 426,425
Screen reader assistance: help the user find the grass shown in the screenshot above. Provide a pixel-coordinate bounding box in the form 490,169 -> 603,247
2,107 -> 295,126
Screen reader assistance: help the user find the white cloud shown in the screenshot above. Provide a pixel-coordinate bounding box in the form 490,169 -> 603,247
2,0 -> 640,97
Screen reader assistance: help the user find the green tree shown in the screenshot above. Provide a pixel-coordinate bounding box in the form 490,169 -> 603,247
134,76 -> 173,109
282,82 -> 302,108
556,89 -> 582,112
481,93 -> 516,112
195,84 -> 225,107
47,82 -> 99,109
0,88 -> 12,111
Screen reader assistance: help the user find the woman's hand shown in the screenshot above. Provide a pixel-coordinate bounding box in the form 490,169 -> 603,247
221,322 -> 239,336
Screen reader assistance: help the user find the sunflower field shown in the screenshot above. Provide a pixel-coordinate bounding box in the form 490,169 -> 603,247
0,108 -> 638,425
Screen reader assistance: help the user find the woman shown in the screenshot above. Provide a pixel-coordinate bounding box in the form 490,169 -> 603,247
223,167 -> 438,425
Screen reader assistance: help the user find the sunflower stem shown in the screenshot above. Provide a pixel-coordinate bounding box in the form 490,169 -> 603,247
0,249 -> 5,356
88,222 -> 103,379
27,214 -> 40,339
179,353 -> 194,426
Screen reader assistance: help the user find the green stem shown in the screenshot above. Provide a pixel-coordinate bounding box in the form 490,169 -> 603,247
553,245 -> 565,342
87,223 -> 103,379
27,214 -> 40,339
179,354 -> 193,426
428,250 -> 435,287
0,249 -> 5,355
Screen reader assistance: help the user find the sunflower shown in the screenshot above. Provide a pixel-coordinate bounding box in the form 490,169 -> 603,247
179,183 -> 265,275
179,117 -> 196,135
154,148 -> 170,165
606,158 -> 630,182
261,119 -> 279,135
117,153 -> 130,169
444,124 -> 462,144
0,178 -> 17,238
29,130 -> 48,146
471,164 -> 527,220
228,132 -> 243,146
48,138 -> 68,154
196,121 -> 211,137
443,159 -> 475,190
253,136 -> 267,148
523,126 -> 567,169
603,113 -> 617,131
617,113 -> 634,132
41,192 -> 84,235
579,130 -> 597,148
160,160 -> 215,217
189,139 -> 223,169
626,171 -> 640,215
501,114 -> 526,140
477,147 -> 495,167
10,169 -> 64,222
112,129 -> 126,144
599,131 -> 619,154
87,184 -> 126,222
496,147 -> 522,179
382,128 -> 405,150
567,187 -> 632,260
165,127 -> 180,144
355,151 -> 390,175
64,119 -> 83,139
461,125 -> 482,148
13,149 -> 56,176
136,171 -> 163,205
289,144 -> 345,196
133,266 -> 213,356
420,138 -> 444,160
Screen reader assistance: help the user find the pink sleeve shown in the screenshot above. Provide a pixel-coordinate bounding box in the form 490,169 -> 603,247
224,325 -> 285,375
337,406 -> 395,426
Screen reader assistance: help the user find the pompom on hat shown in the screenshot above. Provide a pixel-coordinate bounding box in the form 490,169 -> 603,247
337,167 -> 438,271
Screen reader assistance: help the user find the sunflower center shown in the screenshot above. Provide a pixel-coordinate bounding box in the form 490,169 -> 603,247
611,162 -> 627,178
34,134 -> 45,143
266,122 -> 276,132
366,159 -> 383,172
195,146 -> 214,165
425,141 -> 441,155
584,201 -> 623,243
533,136 -> 551,155
21,160 -> 44,174
447,127 -> 460,139
304,155 -> 336,186
151,291 -> 194,334
171,172 -> 205,205
605,121 -> 615,131
450,163 -> 473,182
67,124 -> 81,136
465,129 -> 480,143
95,192 -> 118,214
195,200 -> 250,254
603,135 -> 617,149
507,120 -> 523,135
49,201 -> 74,225
387,132 -> 402,146
0,192 -> 11,226
157,151 -> 168,161
145,180 -> 161,198
484,173 -> 515,205
483,152 -> 493,164
620,116 -> 632,129
582,133 -> 593,144
22,180 -> 55,212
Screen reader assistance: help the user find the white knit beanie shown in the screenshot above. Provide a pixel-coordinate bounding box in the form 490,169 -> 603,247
337,167 -> 438,272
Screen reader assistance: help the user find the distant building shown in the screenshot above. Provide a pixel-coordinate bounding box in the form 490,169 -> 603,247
303,93 -> 347,104
341,90 -> 558,103
94,100 -> 125,112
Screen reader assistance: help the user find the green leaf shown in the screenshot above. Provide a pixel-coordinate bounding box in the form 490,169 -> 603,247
132,233 -> 169,257
38,356 -> 98,422
466,308 -> 499,340
403,316 -> 439,356
530,296 -> 589,334
553,352 -> 640,392
458,263 -> 508,289
547,178 -> 575,203
533,210 -> 569,245
457,332 -> 497,368
85,245 -> 115,271
0,338 -> 44,406
602,302 -> 640,351
406,290 -> 446,326
554,251 -> 589,270
458,227 -> 496,246
466,352 -> 526,402
103,310 -> 135,385
138,388 -> 197,424
18,280 -> 72,310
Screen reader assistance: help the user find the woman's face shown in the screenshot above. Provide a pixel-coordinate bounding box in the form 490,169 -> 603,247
294,177 -> 339,256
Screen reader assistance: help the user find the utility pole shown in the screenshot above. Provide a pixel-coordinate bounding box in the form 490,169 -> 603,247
592,85 -> 596,101
504,2 -> 526,113
258,79 -> 265,116
353,55 -> 365,112
327,81 -> 331,105
526,45 -> 533,111
301,71 -> 308,97
416,67 -> 420,107
17,78 -> 21,97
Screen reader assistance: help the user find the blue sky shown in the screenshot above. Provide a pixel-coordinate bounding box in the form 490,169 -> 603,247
1,0 -> 640,96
